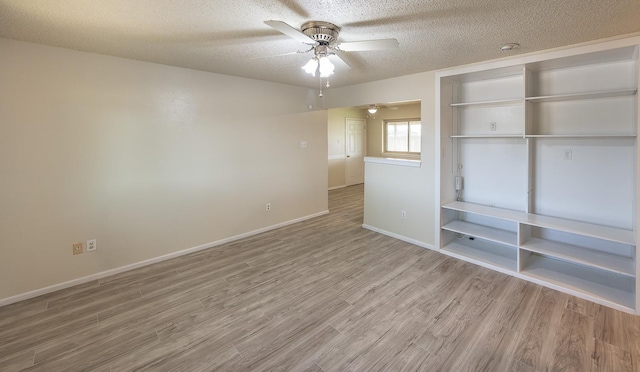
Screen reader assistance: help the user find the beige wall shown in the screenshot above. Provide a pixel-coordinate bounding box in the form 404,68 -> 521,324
327,107 -> 367,189
326,72 -> 436,247
366,102 -> 421,158
0,38 -> 328,301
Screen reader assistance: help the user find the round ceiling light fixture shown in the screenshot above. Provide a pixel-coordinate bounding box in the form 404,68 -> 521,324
368,104 -> 379,114
500,43 -> 520,52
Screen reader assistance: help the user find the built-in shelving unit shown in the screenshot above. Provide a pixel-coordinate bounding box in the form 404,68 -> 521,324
437,40 -> 640,314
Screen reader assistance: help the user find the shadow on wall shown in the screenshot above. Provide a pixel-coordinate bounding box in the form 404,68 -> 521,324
327,100 -> 421,189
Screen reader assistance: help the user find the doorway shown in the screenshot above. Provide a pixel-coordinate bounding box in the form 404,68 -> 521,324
346,118 -> 365,186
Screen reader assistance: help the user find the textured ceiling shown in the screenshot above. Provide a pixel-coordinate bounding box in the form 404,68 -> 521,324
1,0 -> 640,89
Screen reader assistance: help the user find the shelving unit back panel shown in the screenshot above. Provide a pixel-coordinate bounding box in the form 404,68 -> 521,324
459,104 -> 524,135
531,96 -> 636,135
456,74 -> 523,103
533,138 -> 635,229
532,60 -> 637,96
458,138 -> 527,211
463,212 -> 519,234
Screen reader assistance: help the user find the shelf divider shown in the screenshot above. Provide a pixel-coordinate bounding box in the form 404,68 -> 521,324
526,89 -> 637,102
450,134 -> 525,138
525,134 -> 636,138
450,98 -> 523,107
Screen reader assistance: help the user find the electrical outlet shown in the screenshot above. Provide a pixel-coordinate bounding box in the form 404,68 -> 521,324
86,239 -> 96,252
564,150 -> 572,160
265,203 -> 271,211
300,141 -> 307,148
73,242 -> 84,255
490,122 -> 497,131
401,211 -> 407,219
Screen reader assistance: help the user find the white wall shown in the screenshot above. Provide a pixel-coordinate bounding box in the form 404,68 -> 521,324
326,72 -> 437,247
0,38 -> 328,301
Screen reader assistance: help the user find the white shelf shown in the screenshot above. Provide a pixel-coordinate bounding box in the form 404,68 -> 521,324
521,237 -> 635,277
526,89 -> 637,103
450,134 -> 524,138
443,202 -> 528,220
451,134 -> 636,138
442,202 -> 635,245
525,134 -> 636,138
450,98 -> 523,107
442,241 -> 517,272
521,254 -> 635,311
442,220 -> 517,246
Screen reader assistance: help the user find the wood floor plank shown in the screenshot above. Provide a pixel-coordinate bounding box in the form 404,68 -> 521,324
341,319 -> 428,371
1,184 -> 638,371
504,358 -> 538,372
0,349 -> 35,371
591,338 -> 633,372
26,329 -> 157,371
592,308 -> 637,353
449,324 -> 518,372
381,342 -> 435,372
513,287 -> 570,371
412,259 -> 480,318
550,308 -> 593,371
495,278 -> 542,333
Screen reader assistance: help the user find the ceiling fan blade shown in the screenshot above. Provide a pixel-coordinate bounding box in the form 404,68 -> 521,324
337,39 -> 399,52
250,51 -> 307,60
328,53 -> 351,71
264,20 -> 316,44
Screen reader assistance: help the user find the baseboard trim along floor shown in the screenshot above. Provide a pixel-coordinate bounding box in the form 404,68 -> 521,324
0,210 -> 329,308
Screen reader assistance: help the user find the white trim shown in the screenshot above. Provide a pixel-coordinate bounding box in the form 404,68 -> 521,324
328,185 -> 347,191
435,35 -> 640,79
364,157 -> 421,168
0,210 -> 329,308
328,154 -> 345,160
362,224 -> 436,250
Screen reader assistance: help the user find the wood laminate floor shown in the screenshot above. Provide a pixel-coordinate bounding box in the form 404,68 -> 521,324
1,184 -> 639,371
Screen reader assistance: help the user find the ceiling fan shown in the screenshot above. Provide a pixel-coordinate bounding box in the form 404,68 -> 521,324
264,20 -> 399,79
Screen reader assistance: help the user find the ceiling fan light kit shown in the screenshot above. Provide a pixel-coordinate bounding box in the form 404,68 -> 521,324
368,104 -> 379,114
301,44 -> 335,78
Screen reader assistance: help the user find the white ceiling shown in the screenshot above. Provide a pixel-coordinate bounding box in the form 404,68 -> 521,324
1,0 -> 640,89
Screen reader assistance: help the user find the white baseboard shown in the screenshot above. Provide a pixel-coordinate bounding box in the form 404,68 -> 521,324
328,185 -> 347,191
0,210 -> 329,308
362,224 -> 436,251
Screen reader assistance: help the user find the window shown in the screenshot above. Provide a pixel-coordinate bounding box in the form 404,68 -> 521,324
384,119 -> 421,154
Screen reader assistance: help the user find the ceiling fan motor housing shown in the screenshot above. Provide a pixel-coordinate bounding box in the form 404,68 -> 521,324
301,21 -> 340,45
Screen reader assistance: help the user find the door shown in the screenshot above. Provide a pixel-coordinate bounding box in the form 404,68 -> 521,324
346,118 -> 365,185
